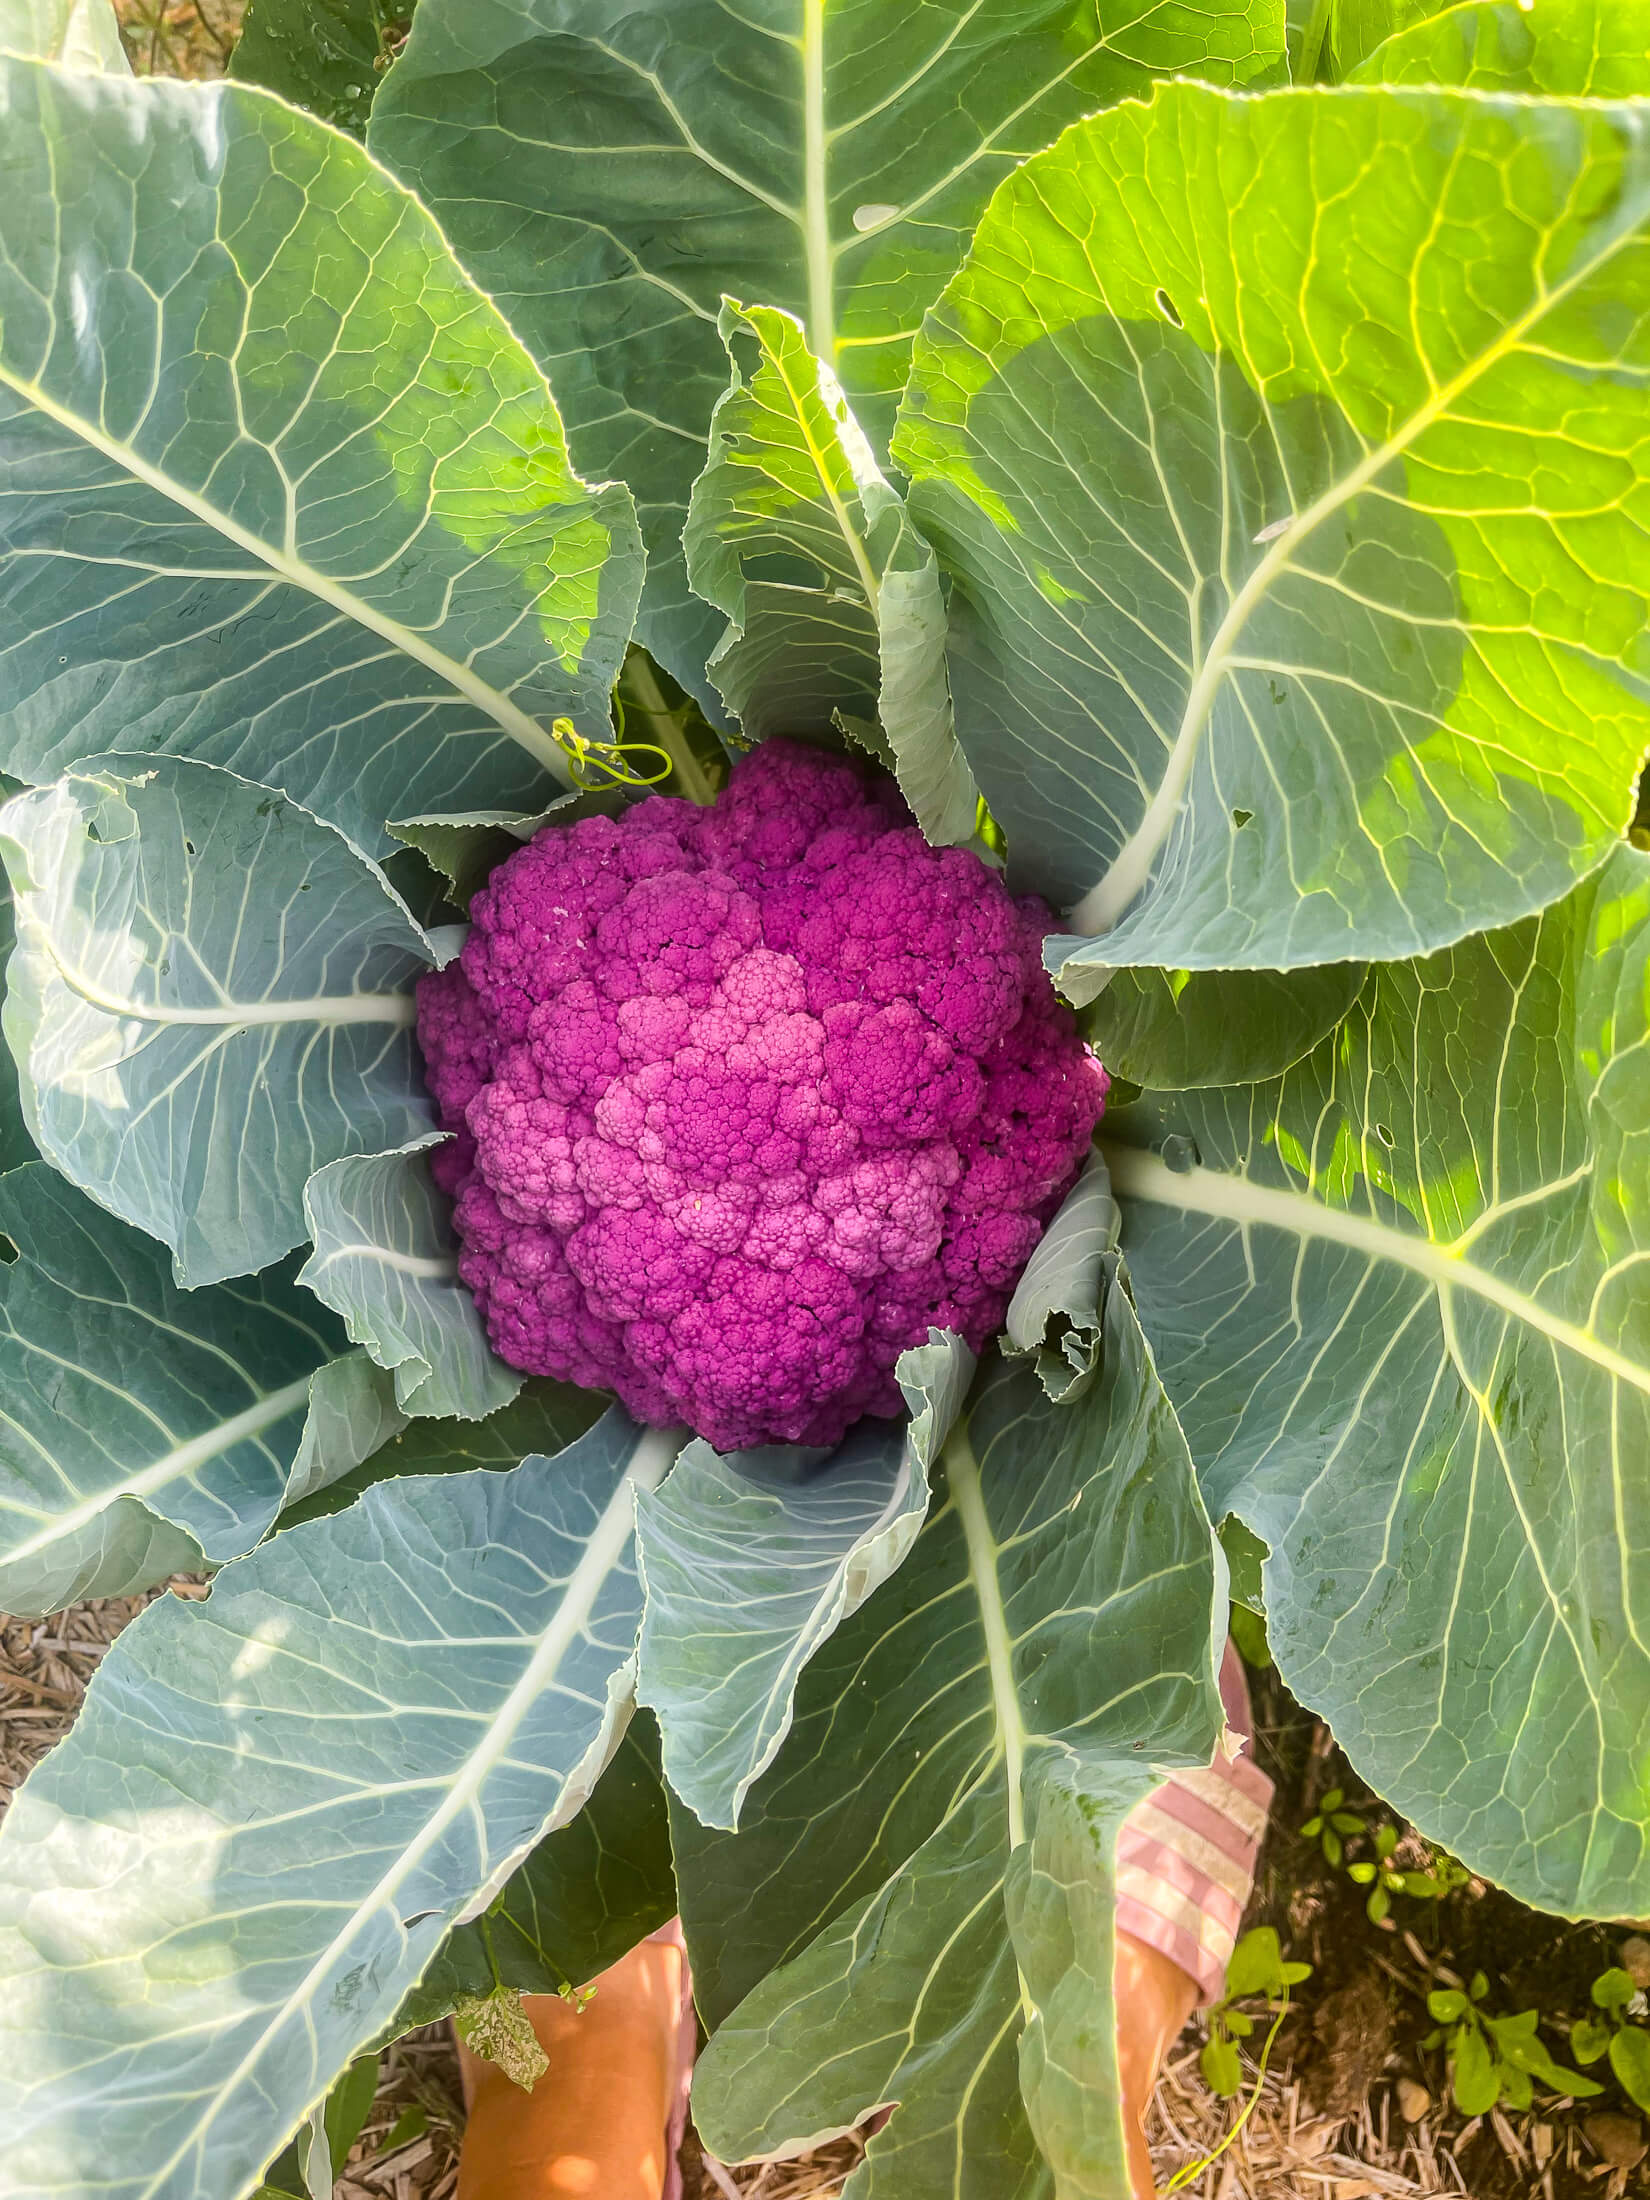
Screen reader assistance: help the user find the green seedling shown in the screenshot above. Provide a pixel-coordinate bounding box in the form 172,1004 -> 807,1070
1423,1972 -> 1603,2116
1167,1931 -> 1313,2197
1346,1823 -> 1471,1925
1198,1928 -> 1312,2099
1300,1786 -> 1366,1871
1570,1967 -> 1650,2113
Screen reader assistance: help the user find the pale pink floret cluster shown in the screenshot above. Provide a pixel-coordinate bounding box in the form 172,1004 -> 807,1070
416,740 -> 1108,1453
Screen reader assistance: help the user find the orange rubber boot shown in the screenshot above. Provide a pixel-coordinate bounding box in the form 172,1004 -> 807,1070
1116,1931 -> 1200,2199
457,1932 -> 690,2200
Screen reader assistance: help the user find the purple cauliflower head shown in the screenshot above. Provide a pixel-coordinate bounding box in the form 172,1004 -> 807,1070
417,740 -> 1108,1452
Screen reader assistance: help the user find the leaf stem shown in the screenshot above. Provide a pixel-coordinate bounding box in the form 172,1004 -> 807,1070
1296,0 -> 1334,81
617,651 -> 723,808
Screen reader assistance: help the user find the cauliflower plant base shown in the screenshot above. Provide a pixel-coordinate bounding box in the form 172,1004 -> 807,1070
417,740 -> 1108,1452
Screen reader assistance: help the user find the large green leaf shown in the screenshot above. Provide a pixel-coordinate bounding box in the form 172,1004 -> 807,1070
400,1711 -> 676,2025
0,757 -> 438,1286
231,0 -> 414,135
369,0 -> 1283,709
1351,0 -> 1650,89
0,0 -> 127,67
1082,964 -> 1367,1091
685,300 -> 976,843
894,83 -> 1650,986
1102,841 -> 1650,1916
0,1162 -> 388,1616
679,1303 -> 1224,2200
636,1330 -> 973,1830
299,1137 -> 522,1421
0,1407 -> 679,2200
0,57 -> 643,856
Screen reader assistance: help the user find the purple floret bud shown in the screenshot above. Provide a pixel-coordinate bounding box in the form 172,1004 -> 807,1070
417,739 -> 1108,1452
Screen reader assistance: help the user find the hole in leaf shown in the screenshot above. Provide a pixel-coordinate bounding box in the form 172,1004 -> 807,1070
1154,288 -> 1182,327
185,839 -> 196,856
1375,1123 -> 1395,1147
1231,807 -> 1254,829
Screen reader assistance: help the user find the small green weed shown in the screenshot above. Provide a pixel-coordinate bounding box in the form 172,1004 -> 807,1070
1571,1967 -> 1650,2113
1423,1972 -> 1602,2116
1199,1927 -> 1311,2099
1168,1931 -> 1312,2197
1300,1789 -> 1469,1923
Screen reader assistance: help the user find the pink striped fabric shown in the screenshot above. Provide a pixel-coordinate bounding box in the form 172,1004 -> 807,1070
1114,1642 -> 1273,2004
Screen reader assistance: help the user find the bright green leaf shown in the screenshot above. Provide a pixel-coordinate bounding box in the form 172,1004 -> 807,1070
1594,1967 -> 1638,2013
1201,2035 -> 1244,2096
0,1162 -> 386,1616
1571,2018 -> 1612,2067
0,758 -> 438,1286
1450,2025 -> 1499,2116
369,0 -> 1284,711
636,1329 -> 972,1830
1610,2025 -> 1650,2113
0,1408 -> 678,2200
1351,0 -> 1650,92
680,1295 -> 1225,2199
300,1138 -> 522,1421
895,83 -> 1650,983
1103,843 -> 1650,1916
0,57 -> 643,855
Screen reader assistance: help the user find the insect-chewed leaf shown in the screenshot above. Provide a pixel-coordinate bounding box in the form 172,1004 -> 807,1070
0,1162 -> 388,1616
637,1329 -> 973,1831
0,757 -> 438,1286
680,1296 -> 1224,2200
300,1137 -> 522,1422
685,300 -> 977,845
0,55 -> 644,853
0,1408 -> 680,2200
1103,842 -> 1650,1916
1003,1151 -> 1113,1401
370,0 -> 1283,709
1351,0 -> 1650,90
895,83 -> 1650,982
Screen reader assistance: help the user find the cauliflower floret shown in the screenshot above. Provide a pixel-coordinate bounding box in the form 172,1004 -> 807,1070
418,739 -> 1108,1451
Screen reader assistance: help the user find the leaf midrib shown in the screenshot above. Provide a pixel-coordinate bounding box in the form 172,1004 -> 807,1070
1103,1140 -> 1650,1400
0,1368 -> 315,1565
134,1426 -> 677,2200
0,364 -> 576,787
